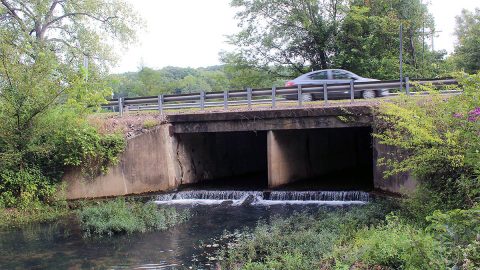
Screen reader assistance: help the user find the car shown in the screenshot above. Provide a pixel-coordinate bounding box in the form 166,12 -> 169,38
284,69 -> 389,101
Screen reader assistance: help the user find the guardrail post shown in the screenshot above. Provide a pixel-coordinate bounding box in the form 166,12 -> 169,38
323,82 -> 328,105
118,97 -> 123,116
272,86 -> 276,109
200,90 -> 205,111
158,94 -> 164,114
297,85 -> 302,107
247,88 -> 252,110
350,80 -> 355,103
223,90 -> 228,110
405,77 -> 410,95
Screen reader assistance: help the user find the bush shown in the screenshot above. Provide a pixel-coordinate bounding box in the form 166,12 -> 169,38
142,119 -> 158,129
77,198 -> 190,237
46,111 -> 126,179
427,205 -> 480,268
0,204 -> 68,229
374,72 -> 480,210
0,168 -> 57,208
220,202 -> 397,270
334,215 -> 445,270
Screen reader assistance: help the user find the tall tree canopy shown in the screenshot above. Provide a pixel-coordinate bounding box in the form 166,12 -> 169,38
0,0 -> 140,181
226,0 -> 439,79
453,8 -> 480,74
0,0 -> 141,70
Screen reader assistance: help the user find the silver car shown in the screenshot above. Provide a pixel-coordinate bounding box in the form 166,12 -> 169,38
285,69 -> 389,100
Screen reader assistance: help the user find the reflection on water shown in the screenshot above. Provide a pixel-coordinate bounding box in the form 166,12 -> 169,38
0,192 -> 370,270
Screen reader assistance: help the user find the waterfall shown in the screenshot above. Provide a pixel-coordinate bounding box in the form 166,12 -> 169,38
155,190 -> 370,205
267,191 -> 370,202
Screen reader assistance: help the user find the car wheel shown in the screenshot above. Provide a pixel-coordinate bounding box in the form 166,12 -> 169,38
300,93 -> 313,102
362,90 -> 376,99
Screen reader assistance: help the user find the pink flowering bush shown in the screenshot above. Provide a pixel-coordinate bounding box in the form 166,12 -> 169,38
375,72 -> 480,268
468,107 -> 480,122
375,72 -> 480,208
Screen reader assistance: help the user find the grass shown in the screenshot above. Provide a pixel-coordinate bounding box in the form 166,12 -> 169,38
216,200 -> 446,270
76,198 -> 190,237
0,203 -> 69,229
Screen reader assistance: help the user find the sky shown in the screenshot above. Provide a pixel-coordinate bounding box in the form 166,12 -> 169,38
112,0 -> 480,73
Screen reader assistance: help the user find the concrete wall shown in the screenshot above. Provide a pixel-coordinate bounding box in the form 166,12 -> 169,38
63,125 -> 178,199
373,140 -> 416,194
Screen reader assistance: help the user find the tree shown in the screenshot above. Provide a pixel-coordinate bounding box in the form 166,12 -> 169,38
0,0 -> 140,206
228,0 -> 346,76
453,8 -> 480,74
0,0 -> 142,70
226,0 -> 438,79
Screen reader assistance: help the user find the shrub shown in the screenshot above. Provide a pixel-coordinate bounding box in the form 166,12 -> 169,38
142,119 -> 158,129
220,202 -> 397,270
374,72 -> 480,211
0,168 -> 57,208
427,205 -> 480,268
334,215 -> 445,270
77,198 -> 190,237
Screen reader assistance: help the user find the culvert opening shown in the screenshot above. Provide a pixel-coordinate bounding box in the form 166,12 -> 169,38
176,131 -> 268,189
270,127 -> 374,191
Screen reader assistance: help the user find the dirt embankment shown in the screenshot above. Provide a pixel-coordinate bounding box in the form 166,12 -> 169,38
88,113 -> 167,139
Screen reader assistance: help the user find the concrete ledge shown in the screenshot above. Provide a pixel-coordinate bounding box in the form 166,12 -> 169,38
167,105 -> 374,123
168,106 -> 374,133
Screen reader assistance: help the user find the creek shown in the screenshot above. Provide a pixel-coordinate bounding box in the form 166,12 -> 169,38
0,190 -> 370,269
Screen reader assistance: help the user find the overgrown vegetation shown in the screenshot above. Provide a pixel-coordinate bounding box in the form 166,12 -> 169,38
77,198 -> 190,237
0,0 -> 138,215
216,73 -> 480,269
219,202 -> 406,269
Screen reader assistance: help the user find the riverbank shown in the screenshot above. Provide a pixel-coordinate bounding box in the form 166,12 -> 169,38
0,199 -> 383,269
0,204 -> 69,229
0,198 -> 190,237
213,200 -> 478,269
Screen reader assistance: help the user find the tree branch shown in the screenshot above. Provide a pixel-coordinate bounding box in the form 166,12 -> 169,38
44,12 -> 118,32
0,0 -> 28,32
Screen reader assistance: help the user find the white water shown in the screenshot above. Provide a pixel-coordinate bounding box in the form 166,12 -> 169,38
154,190 -> 369,206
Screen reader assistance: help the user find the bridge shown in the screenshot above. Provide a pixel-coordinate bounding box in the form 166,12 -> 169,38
63,79 -> 458,199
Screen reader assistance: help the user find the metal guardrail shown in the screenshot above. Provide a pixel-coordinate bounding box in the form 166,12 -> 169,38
104,78 -> 458,116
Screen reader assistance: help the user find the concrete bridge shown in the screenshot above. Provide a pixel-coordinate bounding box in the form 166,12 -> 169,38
64,105 -> 414,199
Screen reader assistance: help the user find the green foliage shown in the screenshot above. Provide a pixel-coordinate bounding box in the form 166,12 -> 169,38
226,0 -> 445,79
0,0 -> 142,71
427,206 -> 480,268
374,72 -> 480,209
77,198 -> 190,237
142,119 -> 158,129
335,215 -> 445,270
57,125 -> 126,178
0,168 -> 56,208
0,203 -> 69,229
221,202 -> 397,270
453,8 -> 480,73
110,64 -> 282,98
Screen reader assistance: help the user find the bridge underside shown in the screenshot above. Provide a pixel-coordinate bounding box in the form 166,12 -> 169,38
174,127 -> 373,190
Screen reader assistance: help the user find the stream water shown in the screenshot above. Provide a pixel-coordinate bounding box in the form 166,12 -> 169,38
0,190 -> 370,270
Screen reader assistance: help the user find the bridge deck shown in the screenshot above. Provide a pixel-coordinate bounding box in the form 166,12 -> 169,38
167,104 -> 375,133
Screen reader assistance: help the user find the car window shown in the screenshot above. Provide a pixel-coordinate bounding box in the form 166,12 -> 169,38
332,70 -> 356,80
308,71 -> 328,80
